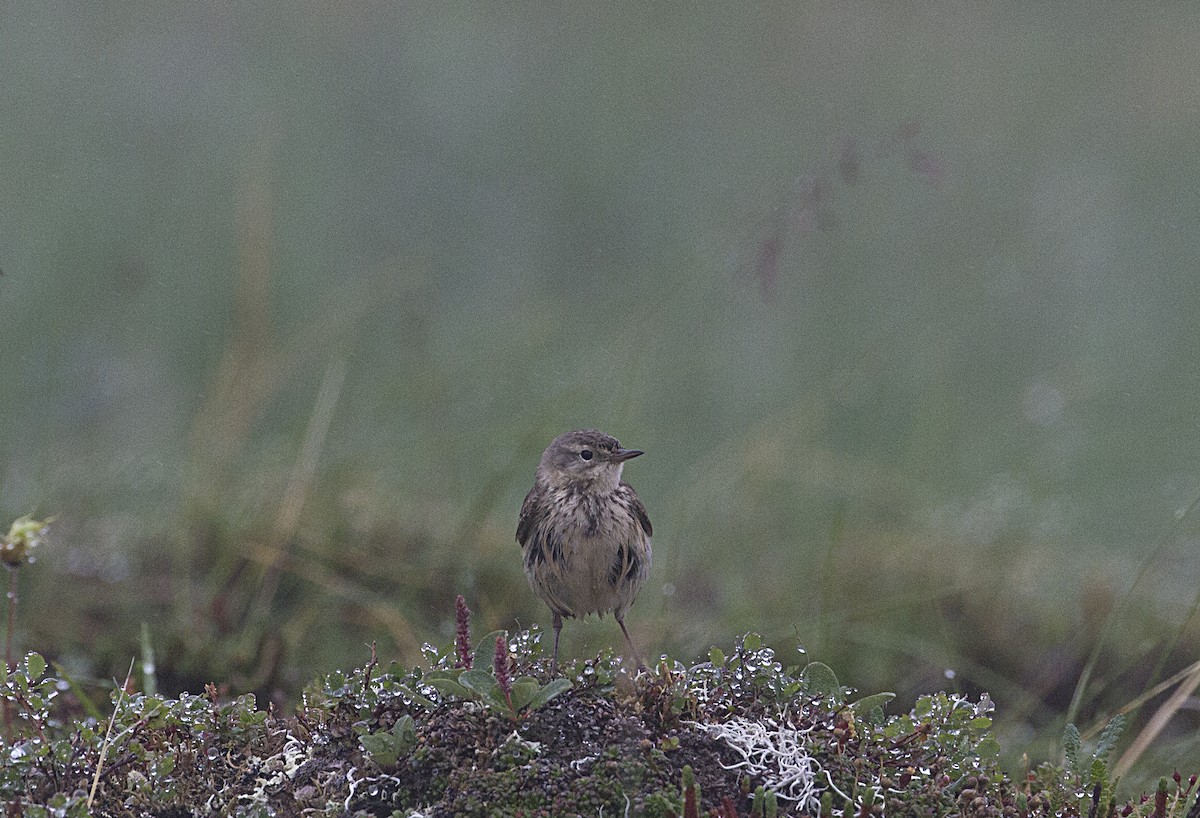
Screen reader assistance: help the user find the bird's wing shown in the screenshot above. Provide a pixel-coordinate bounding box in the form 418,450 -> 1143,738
516,485 -> 542,546
623,481 -> 653,537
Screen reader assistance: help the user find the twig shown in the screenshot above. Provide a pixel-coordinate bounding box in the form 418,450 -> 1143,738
88,658 -> 136,810
4,569 -> 15,673
363,641 -> 378,696
1113,658 -> 1200,777
3,569 -> 15,739
1082,657 -> 1200,740
1067,487 -> 1200,727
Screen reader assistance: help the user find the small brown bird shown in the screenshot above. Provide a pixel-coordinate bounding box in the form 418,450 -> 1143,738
517,429 -> 652,672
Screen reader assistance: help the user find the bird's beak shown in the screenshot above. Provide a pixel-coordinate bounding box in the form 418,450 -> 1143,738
611,447 -> 644,463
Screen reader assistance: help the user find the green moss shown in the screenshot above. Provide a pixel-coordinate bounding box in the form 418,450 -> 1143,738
4,631 -> 1199,816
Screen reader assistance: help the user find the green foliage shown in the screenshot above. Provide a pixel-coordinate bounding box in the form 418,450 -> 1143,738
2,650 -> 273,816
848,691 -> 897,725
1063,721 -> 1082,772
681,764 -> 699,818
425,665 -> 572,720
423,630 -> 572,720
1,652 -> 60,798
799,661 -> 842,701
359,713 -> 416,767
750,785 -> 778,818
883,690 -> 1000,761
1060,714 -> 1127,814
0,627 -> 1193,816
1095,713 -> 1127,766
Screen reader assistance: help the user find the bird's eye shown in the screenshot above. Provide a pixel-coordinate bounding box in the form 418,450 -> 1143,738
579,449 -> 594,461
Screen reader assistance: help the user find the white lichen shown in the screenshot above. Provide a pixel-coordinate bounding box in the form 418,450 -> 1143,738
687,713 -> 823,813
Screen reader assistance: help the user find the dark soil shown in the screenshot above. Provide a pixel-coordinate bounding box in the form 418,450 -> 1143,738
265,677 -> 750,817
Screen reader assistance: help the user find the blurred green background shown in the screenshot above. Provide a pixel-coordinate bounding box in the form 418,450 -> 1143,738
4,0 -> 1200,784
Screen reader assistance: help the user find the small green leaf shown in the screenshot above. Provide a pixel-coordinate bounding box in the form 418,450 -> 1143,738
425,674 -> 471,700
360,732 -> 400,767
459,669 -> 498,698
526,677 -> 572,711
883,715 -> 915,738
1062,723 -> 1081,772
482,686 -> 513,714
742,633 -> 762,651
800,662 -> 840,698
422,668 -> 462,682
24,652 -> 46,681
360,715 -> 418,768
394,684 -> 435,710
976,737 -> 1001,758
473,630 -> 507,673
508,678 -> 540,711
849,692 -> 895,716
1095,714 -> 1126,763
709,648 -> 725,667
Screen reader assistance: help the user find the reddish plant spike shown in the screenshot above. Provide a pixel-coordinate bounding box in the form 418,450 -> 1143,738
454,594 -> 471,669
683,783 -> 698,818
493,635 -> 512,698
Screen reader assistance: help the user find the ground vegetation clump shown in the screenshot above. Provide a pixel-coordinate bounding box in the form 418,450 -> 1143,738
2,595 -> 1196,817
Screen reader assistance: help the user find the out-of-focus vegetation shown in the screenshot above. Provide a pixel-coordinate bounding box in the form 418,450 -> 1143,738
3,1 -> 1200,792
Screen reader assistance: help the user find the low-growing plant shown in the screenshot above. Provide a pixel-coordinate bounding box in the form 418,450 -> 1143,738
423,630 -> 571,721
4,590 -> 1200,816
1061,715 -> 1128,815
3,515 -> 53,742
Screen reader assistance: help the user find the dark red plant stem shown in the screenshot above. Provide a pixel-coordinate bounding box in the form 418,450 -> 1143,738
455,595 -> 472,669
493,635 -> 513,711
3,568 -> 16,740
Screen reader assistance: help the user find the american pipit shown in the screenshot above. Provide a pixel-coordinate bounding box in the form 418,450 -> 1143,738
517,429 -> 652,672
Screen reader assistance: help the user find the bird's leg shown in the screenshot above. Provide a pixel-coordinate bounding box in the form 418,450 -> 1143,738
616,615 -> 647,672
551,612 -> 563,675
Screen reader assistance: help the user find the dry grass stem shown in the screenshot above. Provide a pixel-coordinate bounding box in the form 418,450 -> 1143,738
87,658 -> 136,810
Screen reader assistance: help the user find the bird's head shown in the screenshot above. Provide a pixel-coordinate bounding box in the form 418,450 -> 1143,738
537,429 -> 643,492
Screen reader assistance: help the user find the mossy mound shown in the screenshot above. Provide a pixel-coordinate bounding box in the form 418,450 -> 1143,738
3,629 -> 1197,817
